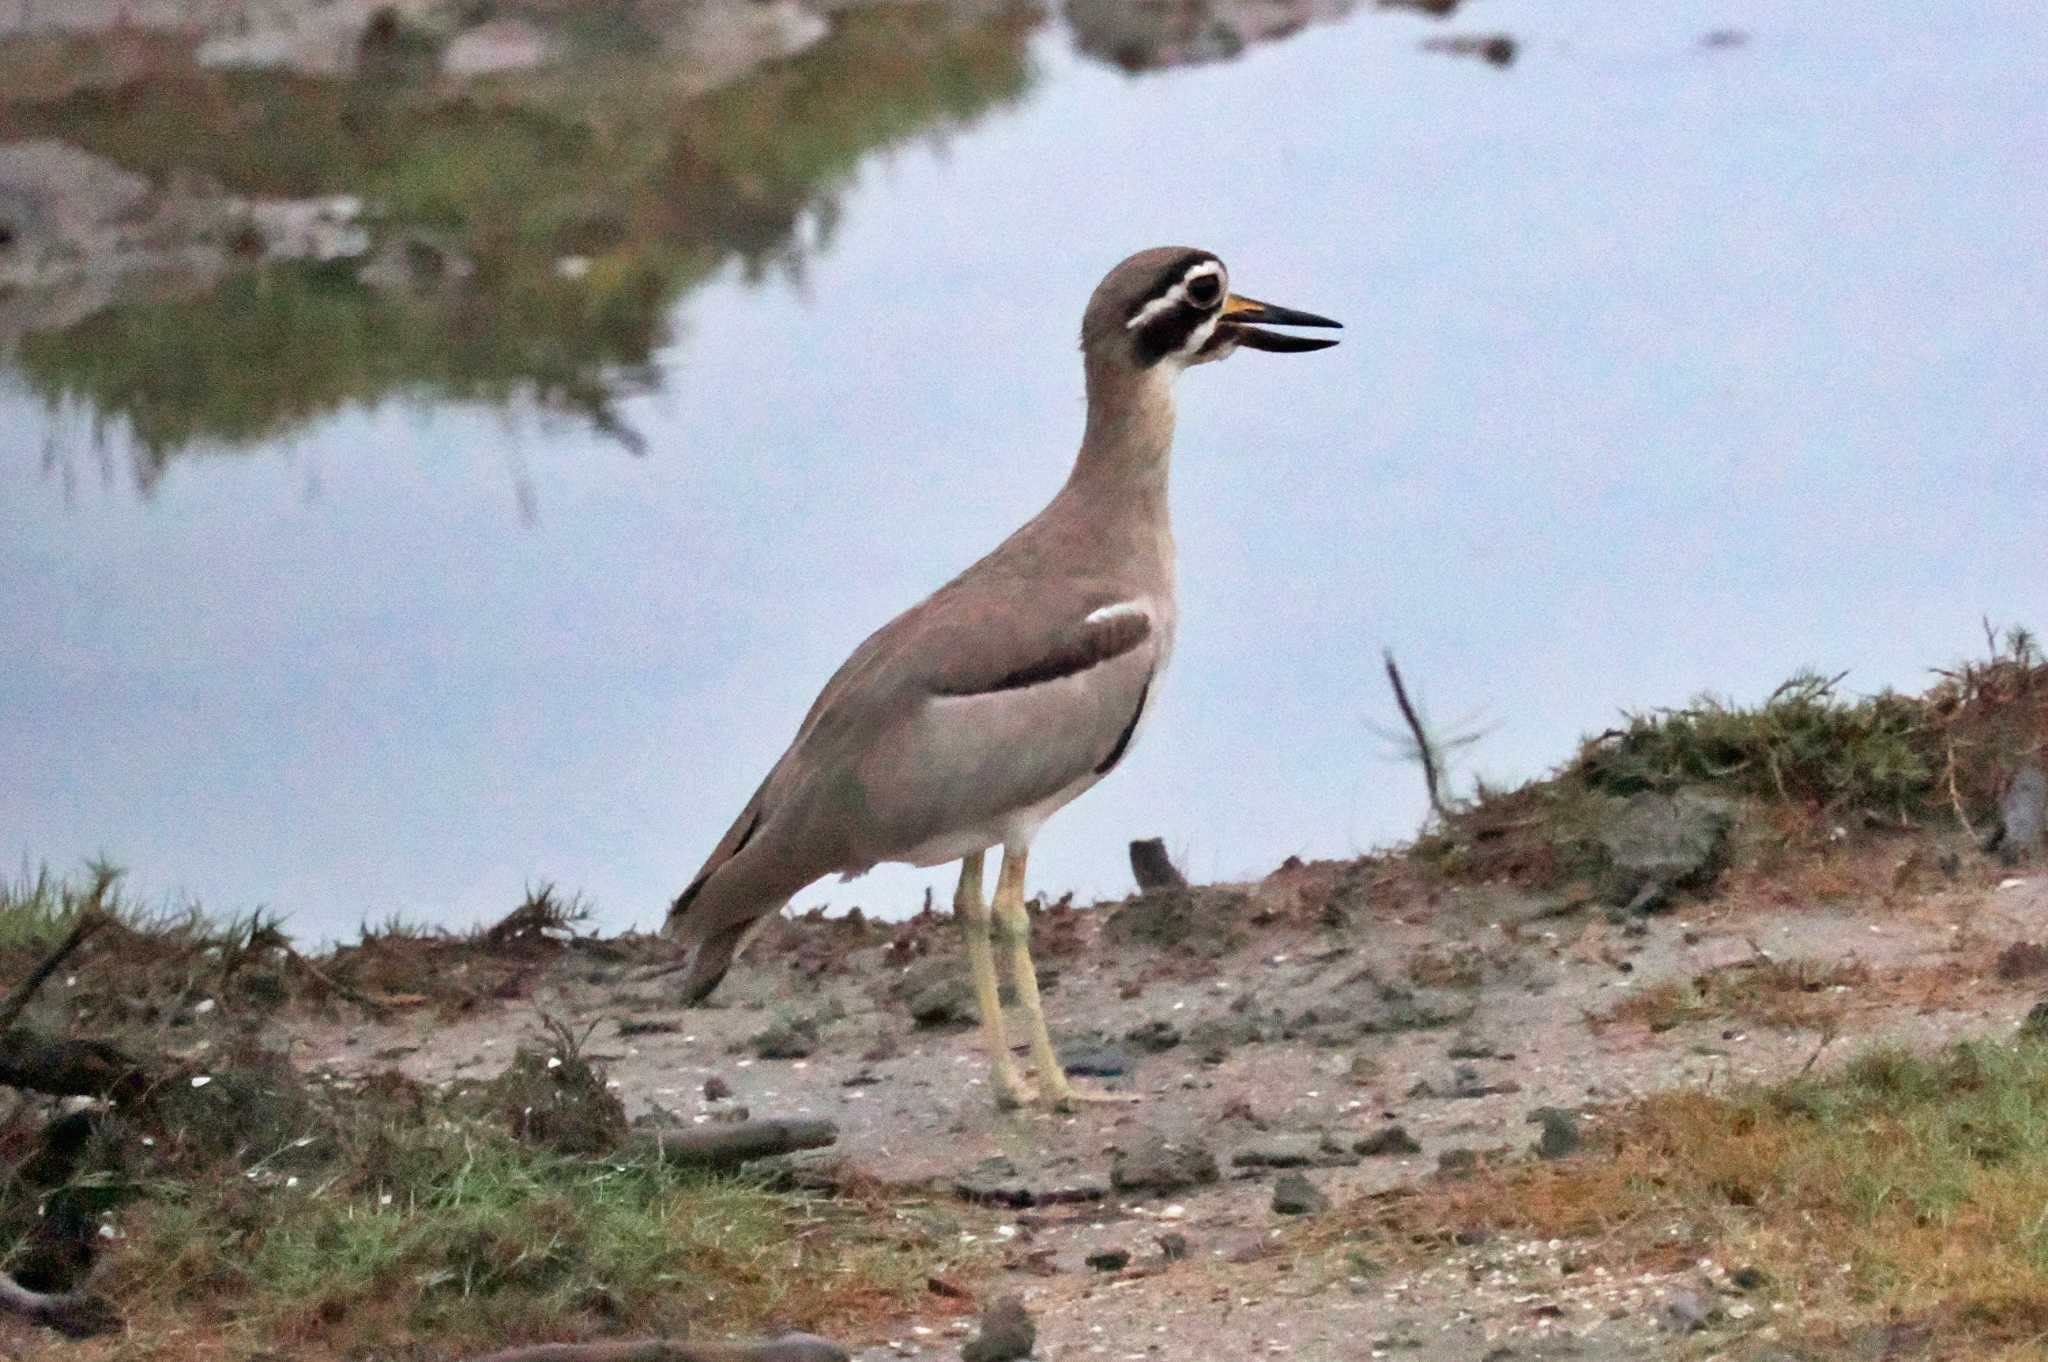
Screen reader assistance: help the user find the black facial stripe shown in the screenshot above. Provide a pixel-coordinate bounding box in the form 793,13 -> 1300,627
1123,250 -> 1218,327
1131,302 -> 1208,366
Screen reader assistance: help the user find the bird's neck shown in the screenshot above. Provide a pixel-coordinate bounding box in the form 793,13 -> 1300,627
1067,357 -> 1177,515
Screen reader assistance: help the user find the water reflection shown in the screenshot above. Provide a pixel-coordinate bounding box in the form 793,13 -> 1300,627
1064,0 -> 1359,73
1,3 -> 1043,477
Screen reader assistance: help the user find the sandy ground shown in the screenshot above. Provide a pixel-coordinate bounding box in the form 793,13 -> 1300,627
262,856 -> 2048,1362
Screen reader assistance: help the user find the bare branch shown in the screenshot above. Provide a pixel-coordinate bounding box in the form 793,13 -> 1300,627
1383,650 -> 1454,823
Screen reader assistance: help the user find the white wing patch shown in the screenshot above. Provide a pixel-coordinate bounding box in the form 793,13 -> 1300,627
1124,259 -> 1225,331
1085,600 -> 1151,627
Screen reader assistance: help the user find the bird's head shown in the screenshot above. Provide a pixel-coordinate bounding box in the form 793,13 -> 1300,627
1080,247 -> 1340,374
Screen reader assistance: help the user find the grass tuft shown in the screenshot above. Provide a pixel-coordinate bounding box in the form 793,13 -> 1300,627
1329,1037 -> 2048,1359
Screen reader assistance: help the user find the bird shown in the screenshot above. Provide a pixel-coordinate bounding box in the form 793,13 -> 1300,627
665,246 -> 1339,1109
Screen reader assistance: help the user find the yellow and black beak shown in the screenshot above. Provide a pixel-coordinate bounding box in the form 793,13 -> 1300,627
1220,293 -> 1342,353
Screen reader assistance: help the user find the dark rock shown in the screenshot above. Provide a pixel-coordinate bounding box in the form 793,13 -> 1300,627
1729,1264 -> 1769,1291
1355,1124 -> 1422,1157
1528,1107 -> 1582,1160
1156,1231 -> 1188,1262
1421,33 -> 1517,66
1995,942 -> 2048,981
961,1295 -> 1035,1362
1085,1247 -> 1131,1272
954,1155 -> 1108,1208
1270,1170 -> 1329,1216
2022,999 -> 2048,1041
703,1074 -> 733,1102
1129,837 -> 1188,890
1110,1133 -> 1220,1194
1658,1288 -> 1714,1333
1599,791 -> 1733,907
1058,1034 -> 1133,1077
1347,1053 -> 1385,1085
1125,1019 -> 1183,1052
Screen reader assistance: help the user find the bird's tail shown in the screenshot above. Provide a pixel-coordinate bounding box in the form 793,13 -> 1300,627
664,781 -> 793,1002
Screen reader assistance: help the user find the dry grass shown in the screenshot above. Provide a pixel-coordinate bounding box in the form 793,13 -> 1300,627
1594,951 -> 2005,1035
1328,1038 -> 2048,1360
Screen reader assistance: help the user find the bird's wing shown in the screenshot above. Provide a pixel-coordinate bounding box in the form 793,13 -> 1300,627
797,582 -> 1164,865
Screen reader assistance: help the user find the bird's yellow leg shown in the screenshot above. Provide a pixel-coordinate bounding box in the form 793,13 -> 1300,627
957,851 -> 1033,1109
992,844 -> 1134,1110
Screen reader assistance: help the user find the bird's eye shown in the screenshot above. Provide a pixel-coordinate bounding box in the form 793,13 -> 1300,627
1185,271 -> 1222,308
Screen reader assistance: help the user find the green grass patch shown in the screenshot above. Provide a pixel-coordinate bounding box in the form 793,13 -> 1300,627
1331,1037 -> 2048,1359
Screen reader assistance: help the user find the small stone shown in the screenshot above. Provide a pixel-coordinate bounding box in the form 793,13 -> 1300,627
1658,1288 -> 1714,1333
1228,1130 -> 1327,1163
1355,1124 -> 1421,1157
1446,1029 -> 1498,1059
1124,1019 -> 1183,1052
908,976 -> 974,1028
961,1295 -> 1034,1362
1346,1053 -> 1385,1085
1528,1106 -> 1582,1160
1058,1036 -> 1133,1077
1156,1231 -> 1188,1262
703,1075 -> 732,1102
747,1014 -> 818,1060
1084,1247 -> 1131,1272
1110,1133 -> 1220,1194
1270,1170 -> 1329,1216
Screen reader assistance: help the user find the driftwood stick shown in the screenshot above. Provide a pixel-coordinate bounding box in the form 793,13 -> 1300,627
1128,838 -> 1188,892
0,909 -> 108,1034
1383,650 -> 1453,822
459,1334 -> 848,1362
0,1272 -> 121,1338
0,1030 -> 150,1100
631,1119 -> 837,1170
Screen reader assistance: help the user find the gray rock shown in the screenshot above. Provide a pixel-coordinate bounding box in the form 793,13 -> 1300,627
1529,1106 -> 1582,1159
1057,1035 -> 1133,1077
1446,1029 -> 1499,1059
1600,791 -> 1733,906
1355,1124 -> 1422,1157
954,1155 -> 1107,1208
908,974 -> 974,1027
1111,1133 -> 1220,1194
1270,1170 -> 1329,1216
1658,1288 -> 1714,1333
1993,763 -> 2047,863
961,1295 -> 1035,1362
1231,1135 -> 1324,1169
745,1014 -> 818,1060
750,1335 -> 850,1362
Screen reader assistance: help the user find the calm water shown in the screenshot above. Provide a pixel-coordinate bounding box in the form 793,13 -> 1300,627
4,1 -> 2045,943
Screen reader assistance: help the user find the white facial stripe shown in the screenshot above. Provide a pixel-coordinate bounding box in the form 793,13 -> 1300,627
1085,600 -> 1150,626
1124,259 -> 1226,331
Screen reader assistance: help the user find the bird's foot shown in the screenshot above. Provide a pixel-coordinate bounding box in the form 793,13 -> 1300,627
990,1065 -> 1038,1111
1043,1075 -> 1140,1112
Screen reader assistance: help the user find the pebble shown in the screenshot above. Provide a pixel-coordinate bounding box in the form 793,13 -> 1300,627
960,1296 -> 1035,1362
1355,1124 -> 1422,1157
1084,1247 -> 1131,1272
1110,1133 -> 1220,1194
1270,1170 -> 1329,1216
